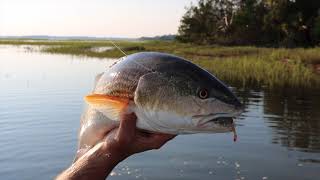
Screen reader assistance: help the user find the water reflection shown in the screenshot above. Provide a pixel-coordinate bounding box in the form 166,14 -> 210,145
263,90 -> 320,152
299,158 -> 320,164
236,88 -> 320,152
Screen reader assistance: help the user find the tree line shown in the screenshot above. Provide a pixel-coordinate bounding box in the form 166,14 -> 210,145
177,0 -> 320,47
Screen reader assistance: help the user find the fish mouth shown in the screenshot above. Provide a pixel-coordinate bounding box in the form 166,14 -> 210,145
193,113 -> 238,127
192,113 -> 238,140
213,117 -> 234,126
204,116 -> 234,127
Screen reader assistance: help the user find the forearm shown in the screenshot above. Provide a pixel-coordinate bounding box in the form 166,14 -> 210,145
56,112 -> 174,179
56,143 -> 124,180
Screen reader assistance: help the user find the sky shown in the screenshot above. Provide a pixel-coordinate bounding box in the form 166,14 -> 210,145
0,0 -> 197,38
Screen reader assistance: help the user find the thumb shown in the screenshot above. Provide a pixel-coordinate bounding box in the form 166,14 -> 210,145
117,112 -> 137,142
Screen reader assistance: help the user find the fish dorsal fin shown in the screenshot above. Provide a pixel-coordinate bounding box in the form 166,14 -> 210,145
84,94 -> 129,121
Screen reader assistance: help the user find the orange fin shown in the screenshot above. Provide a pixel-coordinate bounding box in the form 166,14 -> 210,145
84,94 -> 129,120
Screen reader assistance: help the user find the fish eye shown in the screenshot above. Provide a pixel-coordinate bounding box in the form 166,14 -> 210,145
198,88 -> 209,99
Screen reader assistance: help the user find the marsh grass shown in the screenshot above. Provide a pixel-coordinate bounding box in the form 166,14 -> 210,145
1,39 -> 319,89
196,57 -> 319,88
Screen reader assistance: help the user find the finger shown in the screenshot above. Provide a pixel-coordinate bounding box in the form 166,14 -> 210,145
136,130 -> 153,138
137,131 -> 176,141
117,112 -> 137,143
152,134 -> 176,143
152,134 -> 176,148
138,133 -> 176,150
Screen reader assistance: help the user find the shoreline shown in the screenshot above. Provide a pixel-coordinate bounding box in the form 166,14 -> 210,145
1,40 -> 319,89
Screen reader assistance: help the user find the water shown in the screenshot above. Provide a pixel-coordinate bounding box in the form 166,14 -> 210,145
0,45 -> 319,180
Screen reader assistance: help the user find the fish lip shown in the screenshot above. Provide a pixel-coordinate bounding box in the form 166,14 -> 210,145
193,112 -> 239,119
193,112 -> 239,127
207,114 -> 234,125
212,117 -> 234,126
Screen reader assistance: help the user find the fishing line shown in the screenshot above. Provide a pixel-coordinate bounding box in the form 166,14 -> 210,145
108,40 -> 155,73
109,40 -> 127,56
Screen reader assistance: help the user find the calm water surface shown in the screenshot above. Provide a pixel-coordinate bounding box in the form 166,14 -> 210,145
0,45 -> 319,180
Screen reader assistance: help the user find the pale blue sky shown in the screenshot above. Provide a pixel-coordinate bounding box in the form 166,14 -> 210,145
0,0 -> 196,38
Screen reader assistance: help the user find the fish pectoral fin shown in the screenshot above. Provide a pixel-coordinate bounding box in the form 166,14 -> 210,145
84,94 -> 129,120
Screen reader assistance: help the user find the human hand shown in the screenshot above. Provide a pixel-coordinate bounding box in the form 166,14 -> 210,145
57,112 -> 176,180
101,112 -> 176,159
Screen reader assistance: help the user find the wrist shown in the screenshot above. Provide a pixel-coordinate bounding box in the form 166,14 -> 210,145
57,143 -> 128,180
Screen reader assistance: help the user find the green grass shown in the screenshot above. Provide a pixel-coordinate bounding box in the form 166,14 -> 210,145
1,39 -> 319,89
197,57 -> 317,88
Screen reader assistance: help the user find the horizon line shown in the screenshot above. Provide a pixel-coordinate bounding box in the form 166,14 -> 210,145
0,34 -> 177,39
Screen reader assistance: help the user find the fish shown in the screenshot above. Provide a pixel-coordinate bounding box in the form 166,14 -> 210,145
77,52 -> 243,152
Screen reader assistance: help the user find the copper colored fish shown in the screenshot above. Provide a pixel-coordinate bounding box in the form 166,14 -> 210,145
77,52 -> 243,155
